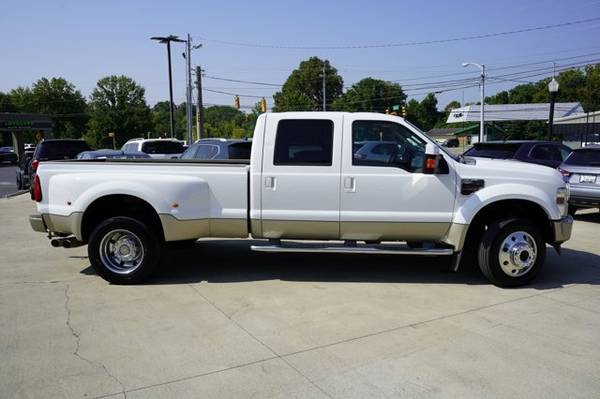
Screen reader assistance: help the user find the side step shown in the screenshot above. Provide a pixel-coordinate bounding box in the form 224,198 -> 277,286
251,242 -> 453,256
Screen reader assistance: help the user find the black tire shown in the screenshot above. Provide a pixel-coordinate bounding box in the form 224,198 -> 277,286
477,218 -> 545,287
88,216 -> 162,284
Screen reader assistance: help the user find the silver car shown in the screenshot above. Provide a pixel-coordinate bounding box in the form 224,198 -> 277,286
558,145 -> 600,214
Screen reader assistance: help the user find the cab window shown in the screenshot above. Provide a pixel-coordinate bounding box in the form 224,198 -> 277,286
274,119 -> 333,166
352,120 -> 425,172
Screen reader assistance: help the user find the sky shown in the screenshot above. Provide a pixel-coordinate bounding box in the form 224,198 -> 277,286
2,0 -> 600,111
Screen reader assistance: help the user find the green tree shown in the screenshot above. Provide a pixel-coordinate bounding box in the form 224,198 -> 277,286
0,92 -> 16,112
8,87 -> 36,112
404,93 -> 441,131
31,77 -> 88,138
203,105 -> 250,138
583,64 -> 600,111
86,75 -> 152,148
273,57 -> 343,111
333,78 -> 405,112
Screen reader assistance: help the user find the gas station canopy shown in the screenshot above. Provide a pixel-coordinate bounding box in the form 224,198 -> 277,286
446,102 -> 584,123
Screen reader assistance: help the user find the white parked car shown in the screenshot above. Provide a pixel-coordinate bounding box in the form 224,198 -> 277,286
29,112 -> 572,287
121,138 -> 184,159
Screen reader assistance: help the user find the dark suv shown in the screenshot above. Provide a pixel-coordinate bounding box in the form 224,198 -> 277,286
26,139 -> 91,189
463,140 -> 572,168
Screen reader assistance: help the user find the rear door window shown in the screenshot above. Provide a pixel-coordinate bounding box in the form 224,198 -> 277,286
228,142 -> 252,159
530,145 -> 562,162
274,119 -> 333,166
141,141 -> 184,154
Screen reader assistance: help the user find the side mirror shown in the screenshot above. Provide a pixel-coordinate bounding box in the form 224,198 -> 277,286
423,143 -> 440,174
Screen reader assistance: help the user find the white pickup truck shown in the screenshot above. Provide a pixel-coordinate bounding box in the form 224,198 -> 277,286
29,112 -> 573,287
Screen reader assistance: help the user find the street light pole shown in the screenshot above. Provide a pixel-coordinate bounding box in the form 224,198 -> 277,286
548,77 -> 559,141
462,62 -> 486,143
322,65 -> 326,111
151,35 -> 186,138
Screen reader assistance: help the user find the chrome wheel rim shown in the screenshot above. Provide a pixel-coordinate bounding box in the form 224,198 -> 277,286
498,230 -> 537,277
99,229 -> 144,275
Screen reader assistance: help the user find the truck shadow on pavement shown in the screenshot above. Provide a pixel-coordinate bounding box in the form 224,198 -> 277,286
81,240 -> 600,289
573,211 -> 600,223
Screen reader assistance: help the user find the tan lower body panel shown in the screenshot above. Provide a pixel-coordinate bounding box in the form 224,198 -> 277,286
258,219 -> 451,242
260,220 -> 338,240
340,221 -> 450,241
442,222 -> 469,252
43,212 -> 83,240
159,214 -> 247,241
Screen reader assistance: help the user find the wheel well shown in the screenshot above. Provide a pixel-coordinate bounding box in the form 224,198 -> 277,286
81,195 -> 164,242
466,199 -> 553,246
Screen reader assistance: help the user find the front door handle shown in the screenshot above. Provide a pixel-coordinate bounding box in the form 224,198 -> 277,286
343,176 -> 356,193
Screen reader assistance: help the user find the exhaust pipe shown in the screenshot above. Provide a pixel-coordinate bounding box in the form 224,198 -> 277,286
50,237 -> 85,248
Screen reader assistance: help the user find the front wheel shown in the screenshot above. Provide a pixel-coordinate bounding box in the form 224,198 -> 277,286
88,216 -> 162,284
477,218 -> 545,287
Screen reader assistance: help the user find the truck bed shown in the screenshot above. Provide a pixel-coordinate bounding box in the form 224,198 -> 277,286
35,159 -> 250,241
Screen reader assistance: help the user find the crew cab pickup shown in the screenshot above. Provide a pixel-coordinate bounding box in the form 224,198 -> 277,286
29,112 -> 573,287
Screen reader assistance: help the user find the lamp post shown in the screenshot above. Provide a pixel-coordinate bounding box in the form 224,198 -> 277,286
151,35 -> 185,138
547,77 -> 559,141
462,62 -> 485,143
108,132 -> 116,150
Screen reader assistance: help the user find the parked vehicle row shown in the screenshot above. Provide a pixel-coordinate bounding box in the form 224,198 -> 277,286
462,140 -> 572,169
0,146 -> 18,164
29,112 -> 572,288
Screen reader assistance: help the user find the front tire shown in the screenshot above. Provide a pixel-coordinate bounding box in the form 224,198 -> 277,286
88,216 -> 162,284
477,218 -> 545,287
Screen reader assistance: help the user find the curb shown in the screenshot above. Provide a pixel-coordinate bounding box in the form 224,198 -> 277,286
3,190 -> 29,199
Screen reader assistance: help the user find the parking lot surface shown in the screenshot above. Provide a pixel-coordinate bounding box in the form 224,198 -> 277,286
0,164 -> 18,197
2,194 -> 600,398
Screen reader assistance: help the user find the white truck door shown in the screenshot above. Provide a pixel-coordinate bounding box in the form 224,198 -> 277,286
340,116 -> 456,241
260,114 -> 343,239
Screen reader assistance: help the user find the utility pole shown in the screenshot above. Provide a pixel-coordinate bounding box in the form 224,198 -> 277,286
195,65 -> 205,140
151,35 -> 185,138
462,62 -> 486,142
322,65 -> 326,111
185,34 -> 193,147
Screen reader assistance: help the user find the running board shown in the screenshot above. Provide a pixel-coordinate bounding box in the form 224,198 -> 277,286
251,243 -> 453,256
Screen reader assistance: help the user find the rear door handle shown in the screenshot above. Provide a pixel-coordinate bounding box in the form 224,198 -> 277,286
264,176 -> 276,190
343,176 -> 356,193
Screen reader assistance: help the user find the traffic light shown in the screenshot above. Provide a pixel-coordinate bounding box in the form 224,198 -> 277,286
234,95 -> 240,109
401,104 -> 407,117
260,97 -> 267,113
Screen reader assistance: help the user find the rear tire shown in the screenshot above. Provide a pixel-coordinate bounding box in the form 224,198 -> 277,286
88,216 -> 162,284
477,218 -> 545,287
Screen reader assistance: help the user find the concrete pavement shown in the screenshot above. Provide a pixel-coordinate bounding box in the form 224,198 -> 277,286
0,164 -> 18,197
1,194 -> 600,398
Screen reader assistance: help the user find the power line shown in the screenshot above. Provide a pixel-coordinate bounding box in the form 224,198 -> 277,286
197,16 -> 600,50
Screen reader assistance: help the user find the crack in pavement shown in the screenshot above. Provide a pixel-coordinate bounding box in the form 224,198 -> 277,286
92,276 -> 600,398
63,284 -> 128,399
187,284 -> 334,399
